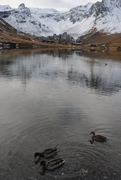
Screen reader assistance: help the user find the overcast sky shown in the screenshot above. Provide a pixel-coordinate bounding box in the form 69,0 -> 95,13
0,0 -> 101,11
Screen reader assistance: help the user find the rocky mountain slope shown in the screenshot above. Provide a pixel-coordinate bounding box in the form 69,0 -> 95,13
0,0 -> 121,39
0,17 -> 35,48
0,17 -> 66,49
0,16 -> 17,33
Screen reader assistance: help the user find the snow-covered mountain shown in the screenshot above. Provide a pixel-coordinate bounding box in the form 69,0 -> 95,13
0,0 -> 121,39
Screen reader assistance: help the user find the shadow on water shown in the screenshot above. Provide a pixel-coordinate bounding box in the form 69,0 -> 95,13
0,49 -> 121,179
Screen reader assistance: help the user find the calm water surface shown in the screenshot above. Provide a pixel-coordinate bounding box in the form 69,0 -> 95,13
0,49 -> 121,180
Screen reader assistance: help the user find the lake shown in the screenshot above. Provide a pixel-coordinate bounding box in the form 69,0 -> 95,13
0,49 -> 121,180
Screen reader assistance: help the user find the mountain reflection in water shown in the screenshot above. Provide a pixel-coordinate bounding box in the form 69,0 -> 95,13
0,49 -> 121,96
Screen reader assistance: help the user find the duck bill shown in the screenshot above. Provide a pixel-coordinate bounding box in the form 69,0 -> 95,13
38,165 -> 41,168
34,157 -> 36,161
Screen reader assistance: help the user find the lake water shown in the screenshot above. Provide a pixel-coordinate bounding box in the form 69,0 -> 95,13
0,49 -> 121,180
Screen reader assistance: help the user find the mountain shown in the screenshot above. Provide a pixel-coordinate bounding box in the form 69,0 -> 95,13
0,16 -> 74,50
0,17 -> 35,48
0,0 -> 121,39
0,16 -> 17,33
0,17 -> 56,49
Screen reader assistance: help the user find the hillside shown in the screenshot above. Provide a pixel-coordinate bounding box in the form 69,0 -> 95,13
77,30 -> 121,51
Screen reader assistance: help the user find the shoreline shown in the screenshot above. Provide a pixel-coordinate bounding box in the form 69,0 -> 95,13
0,41 -> 120,52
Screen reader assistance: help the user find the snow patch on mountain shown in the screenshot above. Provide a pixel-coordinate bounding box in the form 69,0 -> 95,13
102,0 -> 121,8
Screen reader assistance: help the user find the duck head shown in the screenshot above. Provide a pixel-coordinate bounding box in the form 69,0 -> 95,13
39,160 -> 46,167
90,131 -> 95,137
34,152 -> 44,161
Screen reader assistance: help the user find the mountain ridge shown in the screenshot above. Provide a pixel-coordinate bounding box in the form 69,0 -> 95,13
0,0 -> 121,39
0,0 -> 121,41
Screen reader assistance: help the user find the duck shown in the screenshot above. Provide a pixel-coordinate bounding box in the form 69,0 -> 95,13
38,158 -> 65,175
34,148 -> 59,161
90,131 -> 107,142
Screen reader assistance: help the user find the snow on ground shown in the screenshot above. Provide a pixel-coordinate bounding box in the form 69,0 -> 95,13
96,6 -> 121,34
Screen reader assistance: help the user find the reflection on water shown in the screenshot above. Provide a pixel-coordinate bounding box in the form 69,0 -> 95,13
0,49 -> 121,180
1,49 -> 121,96
68,63 -> 121,96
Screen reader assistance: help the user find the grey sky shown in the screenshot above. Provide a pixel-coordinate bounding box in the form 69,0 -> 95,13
0,0 -> 101,11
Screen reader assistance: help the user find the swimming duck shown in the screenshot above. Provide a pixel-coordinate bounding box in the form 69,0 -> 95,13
34,148 -> 59,161
90,131 -> 107,142
39,158 -> 65,175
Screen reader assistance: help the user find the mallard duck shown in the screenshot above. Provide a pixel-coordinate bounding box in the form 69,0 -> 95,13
90,131 -> 107,142
39,158 -> 65,175
34,148 -> 59,161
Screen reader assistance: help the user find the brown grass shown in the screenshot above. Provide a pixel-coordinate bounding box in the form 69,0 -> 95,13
78,31 -> 121,48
